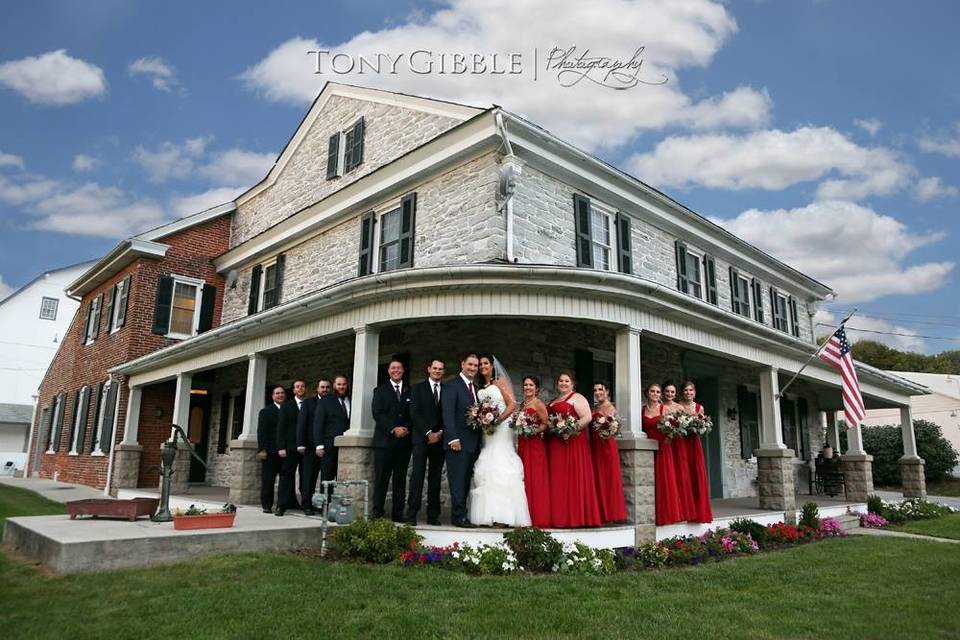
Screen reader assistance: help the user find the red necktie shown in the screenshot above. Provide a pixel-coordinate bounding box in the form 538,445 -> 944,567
468,382 -> 475,402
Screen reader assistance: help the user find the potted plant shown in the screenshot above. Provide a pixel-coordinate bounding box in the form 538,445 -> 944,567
172,503 -> 238,530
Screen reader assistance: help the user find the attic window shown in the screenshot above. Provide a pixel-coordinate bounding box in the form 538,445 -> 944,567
326,117 -> 365,179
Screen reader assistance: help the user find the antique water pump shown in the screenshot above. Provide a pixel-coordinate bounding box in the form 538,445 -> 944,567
152,424 -> 207,522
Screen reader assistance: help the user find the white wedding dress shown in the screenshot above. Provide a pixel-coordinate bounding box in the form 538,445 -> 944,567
468,384 -> 532,527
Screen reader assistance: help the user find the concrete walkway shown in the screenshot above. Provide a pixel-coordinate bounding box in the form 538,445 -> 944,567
848,527 -> 960,544
0,477 -> 105,503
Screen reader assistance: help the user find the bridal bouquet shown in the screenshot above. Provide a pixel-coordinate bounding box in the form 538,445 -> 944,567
685,414 -> 713,436
656,412 -> 686,441
549,413 -> 581,441
466,398 -> 501,436
512,410 -> 542,438
591,414 -> 621,440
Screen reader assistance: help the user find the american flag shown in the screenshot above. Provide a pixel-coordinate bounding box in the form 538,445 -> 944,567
819,326 -> 865,427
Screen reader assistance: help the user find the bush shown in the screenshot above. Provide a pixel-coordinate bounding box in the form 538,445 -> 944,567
867,494 -> 884,515
799,502 -> 820,529
729,518 -> 768,547
331,518 -> 421,564
882,498 -> 953,523
455,543 -> 520,575
862,420 -> 960,484
860,512 -> 888,528
556,542 -> 617,575
502,527 -> 564,572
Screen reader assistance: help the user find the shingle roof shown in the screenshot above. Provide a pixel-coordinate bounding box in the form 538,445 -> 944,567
0,403 -> 33,425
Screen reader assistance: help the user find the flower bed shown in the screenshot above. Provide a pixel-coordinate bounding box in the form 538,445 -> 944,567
862,495 -> 957,528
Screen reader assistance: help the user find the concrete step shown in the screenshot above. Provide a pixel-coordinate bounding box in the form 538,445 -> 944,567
835,513 -> 861,532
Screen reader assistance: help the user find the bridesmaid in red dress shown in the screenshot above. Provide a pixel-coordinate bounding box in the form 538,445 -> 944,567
662,382 -> 696,521
517,376 -> 552,529
547,372 -> 601,528
641,383 -> 684,525
590,382 -> 627,523
679,381 -> 714,523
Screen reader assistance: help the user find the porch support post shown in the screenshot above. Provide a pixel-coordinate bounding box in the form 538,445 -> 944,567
166,373 -> 193,495
614,326 -> 644,438
828,412 -> 841,455
898,405 -> 926,498
839,413 -> 873,502
334,326 -> 378,493
171,373 -> 193,435
230,354 -> 268,505
844,412 -> 866,455
755,366 -> 795,515
112,383 -> 143,494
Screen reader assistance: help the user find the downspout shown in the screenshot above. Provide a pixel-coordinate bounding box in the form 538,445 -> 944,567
25,394 -> 39,476
495,112 -> 521,263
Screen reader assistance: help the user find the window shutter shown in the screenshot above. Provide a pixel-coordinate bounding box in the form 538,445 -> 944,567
675,240 -> 689,293
247,266 -> 262,315
788,296 -> 801,337
751,278 -> 764,323
91,294 -> 103,337
232,394 -> 245,440
770,287 -> 778,329
217,393 -> 231,454
358,211 -> 376,276
152,275 -> 174,334
274,254 -> 285,305
81,302 -> 93,344
116,276 -> 131,328
53,394 -> 65,452
729,267 -> 740,314
104,286 -> 116,333
76,388 -> 90,453
68,390 -> 81,451
703,255 -> 718,305
398,193 -> 417,270
737,386 -> 753,459
326,133 -> 340,179
198,284 -> 216,334
798,397 -> 810,461
615,212 -> 633,274
350,117 -> 365,171
99,383 -> 118,454
573,194 -> 593,268
90,382 -> 103,453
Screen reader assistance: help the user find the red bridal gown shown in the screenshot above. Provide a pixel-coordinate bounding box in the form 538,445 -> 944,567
668,410 -> 697,520
516,407 -> 551,528
547,393 -> 601,528
642,404 -> 684,525
590,411 -> 627,523
685,403 -> 714,523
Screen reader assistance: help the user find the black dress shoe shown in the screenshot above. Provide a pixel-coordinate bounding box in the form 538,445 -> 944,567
405,518 -> 418,526
453,520 -> 477,528
274,508 -> 285,517
304,508 -> 315,516
427,518 -> 441,526
262,508 -> 272,514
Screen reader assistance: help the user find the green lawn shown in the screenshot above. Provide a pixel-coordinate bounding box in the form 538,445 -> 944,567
890,513 -> 960,541
880,476 -> 960,497
1,485 -> 960,639
0,482 -> 65,529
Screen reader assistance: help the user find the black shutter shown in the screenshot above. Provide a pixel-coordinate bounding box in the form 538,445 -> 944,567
81,302 -> 93,344
248,266 -> 262,315
737,386 -> 759,459
615,212 -> 632,274
116,276 -> 131,328
573,194 -> 593,268
398,193 -> 417,270
104,285 -> 116,333
703,255 -> 718,305
326,133 -> 340,179
152,275 -> 174,334
198,284 -> 216,334
358,211 -> 376,276
350,117 -> 365,170
99,383 -> 118,454
729,267 -> 740,314
53,394 -> 65,452
788,296 -> 801,337
675,240 -> 689,293
798,397 -> 810,461
217,394 -> 230,454
232,393 -> 246,440
574,349 -> 595,393
770,287 -> 779,330
89,382 -> 103,454
76,388 -> 90,453
751,278 -> 764,323
68,390 -> 80,451
274,255 -> 285,304
91,294 -> 103,337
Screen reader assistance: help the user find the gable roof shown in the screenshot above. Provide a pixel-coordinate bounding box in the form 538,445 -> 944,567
0,260 -> 96,308
0,403 -> 33,425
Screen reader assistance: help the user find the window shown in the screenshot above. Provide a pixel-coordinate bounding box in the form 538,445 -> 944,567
675,241 -> 717,304
751,278 -> 765,323
358,193 -> 417,276
737,386 -> 760,459
378,207 -> 402,272
39,296 -> 58,320
153,275 -> 216,337
69,386 -> 90,454
327,117 -> 365,179
685,250 -> 704,299
248,257 -> 285,314
590,206 -> 613,270
92,381 -> 118,454
170,280 -> 201,336
83,294 -> 102,344
788,296 -> 801,338
770,288 -> 789,333
573,194 -> 632,274
47,393 -> 65,452
780,396 -> 809,461
262,261 -> 280,309
730,268 -> 752,318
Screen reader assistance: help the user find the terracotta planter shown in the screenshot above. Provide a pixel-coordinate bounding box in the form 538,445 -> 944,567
173,512 -> 237,530
67,498 -> 159,521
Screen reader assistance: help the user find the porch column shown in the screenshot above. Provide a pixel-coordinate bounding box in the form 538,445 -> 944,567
839,412 -> 874,502
112,384 -> 143,494
755,366 -> 795,514
335,326 -> 379,490
166,373 -> 193,495
898,405 -> 926,498
230,354 -> 268,505
614,326 -> 643,438
828,412 -> 841,455
843,412 -> 866,454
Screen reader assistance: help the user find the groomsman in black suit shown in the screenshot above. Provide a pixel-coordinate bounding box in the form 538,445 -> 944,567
297,380 -> 329,515
275,379 -> 306,516
371,359 -> 413,521
442,353 -> 481,527
405,358 -> 446,525
256,386 -> 286,513
313,375 -> 352,501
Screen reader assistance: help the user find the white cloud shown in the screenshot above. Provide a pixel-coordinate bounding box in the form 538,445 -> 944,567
238,1 -> 773,151
918,123 -> 960,158
71,154 -> 100,172
627,126 -> 913,199
0,152 -> 25,170
199,149 -> 275,186
169,187 -> 243,217
815,309 -> 925,352
0,275 -> 13,301
128,56 -> 181,93
30,182 -> 167,237
0,173 -> 58,205
0,49 -> 106,105
854,118 -> 882,136
714,200 -> 954,304
133,136 -> 211,182
914,176 -> 958,202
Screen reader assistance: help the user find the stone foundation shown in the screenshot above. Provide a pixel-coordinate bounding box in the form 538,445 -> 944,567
840,453 -> 874,501
228,439 -> 261,505
618,436 -> 658,544
899,456 -> 927,498
333,434 -> 376,510
755,448 -> 796,516
110,443 -> 142,496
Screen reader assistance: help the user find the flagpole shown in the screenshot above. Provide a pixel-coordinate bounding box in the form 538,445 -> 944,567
776,308 -> 858,399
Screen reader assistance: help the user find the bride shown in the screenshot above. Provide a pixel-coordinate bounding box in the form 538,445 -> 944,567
468,354 -> 532,527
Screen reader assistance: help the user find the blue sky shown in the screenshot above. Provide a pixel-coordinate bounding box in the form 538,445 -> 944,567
0,1 -> 957,352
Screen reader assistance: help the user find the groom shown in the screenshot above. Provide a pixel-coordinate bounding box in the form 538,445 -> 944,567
442,352 -> 481,527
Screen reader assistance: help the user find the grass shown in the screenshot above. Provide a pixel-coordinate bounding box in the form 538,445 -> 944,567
0,482 -> 65,531
1,485 -> 960,639
879,476 -> 960,497
890,513 -> 960,541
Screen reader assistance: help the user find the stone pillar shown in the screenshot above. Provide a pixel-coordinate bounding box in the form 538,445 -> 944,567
898,406 -> 926,498
840,453 -> 874,501
619,436 -> 658,544
615,326 -> 644,438
111,444 -> 143,494
755,366 -> 795,513
230,354 -> 269,505
165,441 -> 192,496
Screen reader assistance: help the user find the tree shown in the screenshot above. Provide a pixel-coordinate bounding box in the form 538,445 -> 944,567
835,339 -> 960,375
860,419 -> 959,485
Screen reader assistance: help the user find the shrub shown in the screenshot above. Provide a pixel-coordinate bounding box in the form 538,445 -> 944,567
764,522 -> 802,545
331,518 -> 421,564
799,502 -> 820,529
882,498 -> 953,523
455,543 -> 520,575
862,420 -> 960,484
555,542 -> 617,575
819,517 -> 845,537
729,518 -> 768,547
867,494 -> 884,515
502,527 -> 564,572
661,536 -> 711,565
860,512 -> 888,528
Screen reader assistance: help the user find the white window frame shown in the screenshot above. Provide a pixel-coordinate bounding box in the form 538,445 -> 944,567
84,296 -> 102,345
47,394 -> 64,453
39,296 -> 59,321
370,197 -> 402,274
772,288 -> 790,333
588,202 -> 618,272
69,386 -> 89,455
166,275 -> 204,339
731,270 -> 753,319
255,258 -> 279,312
109,280 -> 125,334
685,247 -> 705,300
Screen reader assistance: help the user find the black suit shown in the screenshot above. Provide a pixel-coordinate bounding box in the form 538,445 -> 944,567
442,375 -> 482,524
371,380 -> 413,520
313,393 -> 351,500
406,379 -> 445,523
297,395 -> 324,510
256,403 -> 282,511
276,397 -> 303,511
